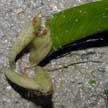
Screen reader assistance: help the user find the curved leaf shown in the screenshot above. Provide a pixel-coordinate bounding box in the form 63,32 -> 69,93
48,1 -> 108,49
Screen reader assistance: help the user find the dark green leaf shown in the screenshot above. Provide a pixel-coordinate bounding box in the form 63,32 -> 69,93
48,1 -> 108,49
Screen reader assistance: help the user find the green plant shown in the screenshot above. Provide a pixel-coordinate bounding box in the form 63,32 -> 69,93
1,1 -> 108,95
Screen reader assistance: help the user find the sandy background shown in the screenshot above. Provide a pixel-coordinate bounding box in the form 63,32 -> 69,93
0,0 -> 108,108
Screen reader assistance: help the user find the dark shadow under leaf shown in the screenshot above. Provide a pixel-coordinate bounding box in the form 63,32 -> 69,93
40,31 -> 108,66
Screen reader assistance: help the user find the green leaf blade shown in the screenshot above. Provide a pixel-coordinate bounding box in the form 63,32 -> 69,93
48,1 -> 108,49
